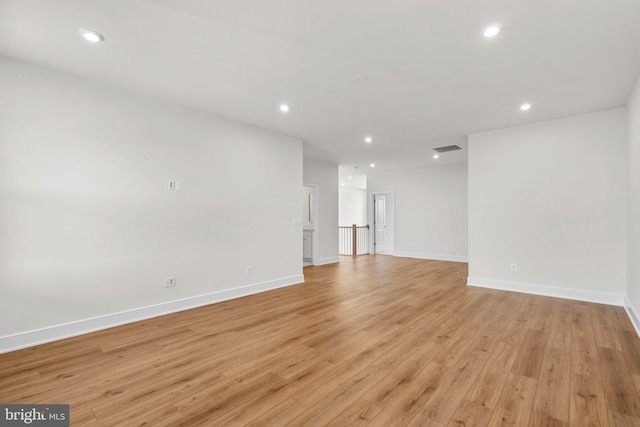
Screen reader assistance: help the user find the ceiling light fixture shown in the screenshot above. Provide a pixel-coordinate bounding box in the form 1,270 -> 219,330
80,29 -> 105,43
353,74 -> 369,82
520,103 -> 532,111
279,104 -> 290,112
364,137 -> 372,143
370,163 -> 375,168
433,154 -> 440,159
348,176 -> 352,179
483,26 -> 500,38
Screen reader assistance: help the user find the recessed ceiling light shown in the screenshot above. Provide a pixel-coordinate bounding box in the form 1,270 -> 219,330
279,104 -> 290,112
353,74 -> 368,82
348,176 -> 352,179
433,154 -> 440,159
370,163 -> 375,168
79,29 -> 105,43
342,183 -> 345,186
483,26 -> 500,38
364,137 -> 373,143
520,103 -> 532,111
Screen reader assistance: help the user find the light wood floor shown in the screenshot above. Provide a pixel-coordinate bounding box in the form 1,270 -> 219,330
1,256 -> 640,426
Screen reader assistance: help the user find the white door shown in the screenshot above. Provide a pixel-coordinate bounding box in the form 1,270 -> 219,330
374,195 -> 386,253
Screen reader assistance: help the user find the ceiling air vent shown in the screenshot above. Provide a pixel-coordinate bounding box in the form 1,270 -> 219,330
432,145 -> 462,153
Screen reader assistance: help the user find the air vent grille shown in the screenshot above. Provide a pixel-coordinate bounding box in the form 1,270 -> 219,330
432,145 -> 462,153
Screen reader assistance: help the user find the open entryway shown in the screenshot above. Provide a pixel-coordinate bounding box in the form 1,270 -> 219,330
303,184 -> 318,267
338,167 -> 369,256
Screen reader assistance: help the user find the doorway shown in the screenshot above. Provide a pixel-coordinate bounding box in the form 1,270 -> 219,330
370,191 -> 395,255
374,194 -> 386,253
303,184 -> 319,266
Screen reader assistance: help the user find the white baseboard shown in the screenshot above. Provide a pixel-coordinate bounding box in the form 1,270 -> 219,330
315,256 -> 340,266
624,296 -> 640,338
394,251 -> 469,263
467,276 -> 624,306
0,274 -> 304,354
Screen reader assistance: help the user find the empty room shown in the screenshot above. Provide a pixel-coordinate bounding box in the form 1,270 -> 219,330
1,0 -> 640,426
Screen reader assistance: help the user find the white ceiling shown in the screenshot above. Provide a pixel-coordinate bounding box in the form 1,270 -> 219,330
1,0 -> 639,173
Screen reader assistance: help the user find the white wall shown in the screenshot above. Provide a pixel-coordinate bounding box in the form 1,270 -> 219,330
303,157 -> 339,265
368,163 -> 468,262
627,76 -> 640,331
339,186 -> 367,226
468,108 -> 627,303
0,57 -> 303,347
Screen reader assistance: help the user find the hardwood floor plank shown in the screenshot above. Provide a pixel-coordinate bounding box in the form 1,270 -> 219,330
528,411 -> 568,427
570,373 -> 609,427
366,362 -> 451,427
547,299 -> 573,351
498,310 -> 531,348
288,364 -> 388,426
597,346 -> 640,418
327,397 -> 382,426
465,341 -> 521,410
616,330 -> 640,375
488,373 -> 538,427
590,304 -> 623,350
511,328 -> 549,379
609,307 -> 637,333
532,347 -> 571,423
414,344 -> 493,424
432,327 -> 485,367
245,398 -> 309,427
361,340 -> 442,407
572,326 -> 600,378
607,410 -> 640,427
528,296 -> 557,333
448,399 -> 494,427
570,302 -> 593,332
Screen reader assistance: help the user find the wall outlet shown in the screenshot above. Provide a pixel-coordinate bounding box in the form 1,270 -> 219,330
168,180 -> 176,190
510,263 -> 517,272
164,277 -> 175,287
245,266 -> 252,275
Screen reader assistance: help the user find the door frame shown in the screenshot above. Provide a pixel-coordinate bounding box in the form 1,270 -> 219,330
369,191 -> 395,255
303,183 -> 320,266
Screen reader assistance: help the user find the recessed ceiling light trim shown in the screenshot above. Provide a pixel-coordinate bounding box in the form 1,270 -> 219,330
79,29 -> 105,43
483,26 -> 500,38
353,74 -> 369,82
279,104 -> 290,113
520,103 -> 532,111
364,137 -> 373,143
370,163 -> 376,168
